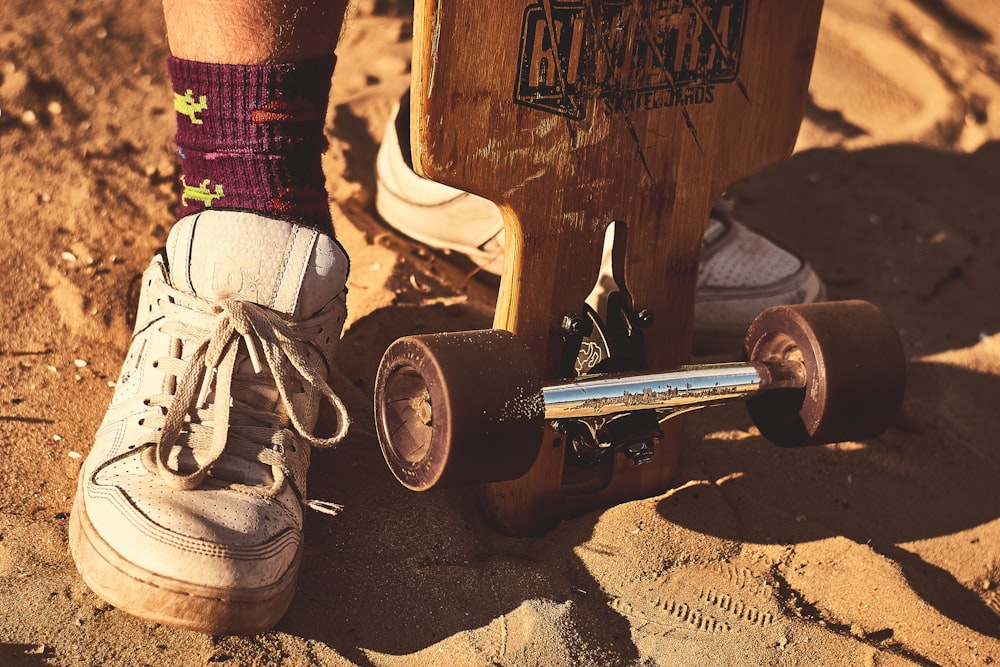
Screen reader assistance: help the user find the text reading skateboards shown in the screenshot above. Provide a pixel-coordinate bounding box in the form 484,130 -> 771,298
515,0 -> 748,120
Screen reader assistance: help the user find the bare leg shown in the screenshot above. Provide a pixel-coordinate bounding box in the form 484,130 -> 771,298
163,0 -> 351,63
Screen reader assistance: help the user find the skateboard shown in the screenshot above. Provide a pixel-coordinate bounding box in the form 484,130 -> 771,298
373,0 -> 906,536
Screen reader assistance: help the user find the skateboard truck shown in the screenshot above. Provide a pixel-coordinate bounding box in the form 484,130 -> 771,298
545,353 -> 806,467
556,225 -> 665,468
559,296 -> 665,467
376,300 -> 906,494
547,358 -> 800,469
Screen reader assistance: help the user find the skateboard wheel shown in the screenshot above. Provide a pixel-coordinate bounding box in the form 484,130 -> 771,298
744,300 -> 905,447
375,329 -> 545,490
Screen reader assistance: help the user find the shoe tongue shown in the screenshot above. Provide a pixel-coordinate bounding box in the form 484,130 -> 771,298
165,211 -> 348,319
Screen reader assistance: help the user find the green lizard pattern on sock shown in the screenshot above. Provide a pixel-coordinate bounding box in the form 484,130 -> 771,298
181,176 -> 225,207
174,89 -> 208,125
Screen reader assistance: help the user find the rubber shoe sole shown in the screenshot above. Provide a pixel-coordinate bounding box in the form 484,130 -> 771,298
69,481 -> 300,635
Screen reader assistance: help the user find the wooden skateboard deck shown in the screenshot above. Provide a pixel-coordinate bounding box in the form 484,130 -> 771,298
407,0 -> 824,535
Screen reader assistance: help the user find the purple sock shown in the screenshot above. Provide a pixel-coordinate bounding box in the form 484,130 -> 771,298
168,55 -> 335,235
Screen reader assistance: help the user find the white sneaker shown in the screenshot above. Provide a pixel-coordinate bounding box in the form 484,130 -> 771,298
695,206 -> 825,350
375,98 -> 505,275
375,99 -> 825,352
69,211 -> 351,634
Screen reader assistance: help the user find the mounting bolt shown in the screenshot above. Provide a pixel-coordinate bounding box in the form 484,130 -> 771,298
414,397 -> 433,426
623,441 -> 655,466
561,315 -> 585,336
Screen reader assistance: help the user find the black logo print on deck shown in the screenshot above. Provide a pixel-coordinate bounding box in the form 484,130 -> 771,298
515,0 -> 747,121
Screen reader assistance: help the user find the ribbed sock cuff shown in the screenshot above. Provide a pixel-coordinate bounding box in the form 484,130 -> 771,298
169,55 -> 336,234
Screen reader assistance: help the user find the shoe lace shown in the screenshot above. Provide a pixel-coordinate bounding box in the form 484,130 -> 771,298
140,280 -> 349,496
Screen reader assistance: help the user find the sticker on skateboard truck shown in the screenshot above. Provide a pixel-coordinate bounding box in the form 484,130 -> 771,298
514,0 -> 748,120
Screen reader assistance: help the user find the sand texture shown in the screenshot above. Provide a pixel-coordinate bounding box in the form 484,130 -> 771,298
1,0 -> 999,664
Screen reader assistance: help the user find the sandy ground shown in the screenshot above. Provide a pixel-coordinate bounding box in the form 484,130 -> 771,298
2,0 -> 1000,664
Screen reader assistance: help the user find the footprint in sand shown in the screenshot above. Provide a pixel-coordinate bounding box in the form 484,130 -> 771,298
610,559 -> 784,639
